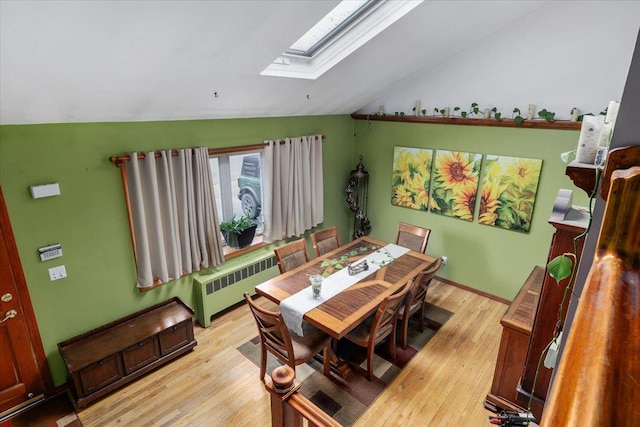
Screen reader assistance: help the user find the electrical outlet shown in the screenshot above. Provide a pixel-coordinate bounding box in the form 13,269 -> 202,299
441,256 -> 448,265
48,265 -> 67,281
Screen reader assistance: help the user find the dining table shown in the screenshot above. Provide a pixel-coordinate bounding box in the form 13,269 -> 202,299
255,236 -> 438,340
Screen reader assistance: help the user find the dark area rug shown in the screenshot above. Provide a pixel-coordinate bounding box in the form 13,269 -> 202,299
0,393 -> 82,427
237,302 -> 453,426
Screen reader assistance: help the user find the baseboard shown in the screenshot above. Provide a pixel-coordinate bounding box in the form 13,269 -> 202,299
435,275 -> 511,305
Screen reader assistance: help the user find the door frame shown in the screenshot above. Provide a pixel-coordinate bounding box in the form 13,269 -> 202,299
0,186 -> 53,415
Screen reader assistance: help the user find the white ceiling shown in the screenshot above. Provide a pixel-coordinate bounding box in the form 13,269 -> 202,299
0,0 -> 626,125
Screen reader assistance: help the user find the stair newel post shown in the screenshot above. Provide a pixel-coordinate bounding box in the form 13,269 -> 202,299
265,365 -> 302,427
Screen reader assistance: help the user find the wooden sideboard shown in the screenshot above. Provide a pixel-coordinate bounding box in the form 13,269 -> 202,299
516,202 -> 589,419
484,266 -> 544,413
58,297 -> 197,408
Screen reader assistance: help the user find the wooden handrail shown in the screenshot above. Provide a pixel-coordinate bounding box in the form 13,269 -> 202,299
540,156 -> 640,425
266,365 -> 342,427
287,395 -> 343,427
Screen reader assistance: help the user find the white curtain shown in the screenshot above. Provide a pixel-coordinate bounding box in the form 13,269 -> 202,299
262,134 -> 324,242
125,147 -> 225,289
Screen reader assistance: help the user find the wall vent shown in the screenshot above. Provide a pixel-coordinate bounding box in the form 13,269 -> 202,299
205,255 -> 277,295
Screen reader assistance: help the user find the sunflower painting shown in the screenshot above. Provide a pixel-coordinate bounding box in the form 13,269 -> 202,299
478,155 -> 543,232
430,150 -> 482,221
391,146 -> 433,211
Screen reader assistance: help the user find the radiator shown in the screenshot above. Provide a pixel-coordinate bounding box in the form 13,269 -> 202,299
193,253 -> 279,327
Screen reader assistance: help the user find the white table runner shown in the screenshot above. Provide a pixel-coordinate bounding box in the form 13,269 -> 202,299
280,243 -> 410,336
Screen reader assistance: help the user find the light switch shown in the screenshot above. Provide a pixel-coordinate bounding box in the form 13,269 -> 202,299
49,265 -> 67,281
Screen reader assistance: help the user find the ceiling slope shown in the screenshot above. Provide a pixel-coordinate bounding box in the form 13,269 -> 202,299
3,1 -> 635,125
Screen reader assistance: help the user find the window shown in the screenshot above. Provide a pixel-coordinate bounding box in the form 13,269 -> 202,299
261,0 -> 423,80
209,150 -> 264,249
284,0 -> 376,58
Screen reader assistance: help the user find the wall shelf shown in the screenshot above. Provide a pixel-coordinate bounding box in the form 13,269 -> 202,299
565,162 -> 599,196
351,113 -> 581,131
566,146 -> 640,198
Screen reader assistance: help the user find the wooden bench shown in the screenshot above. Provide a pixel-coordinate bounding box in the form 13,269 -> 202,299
58,297 -> 196,408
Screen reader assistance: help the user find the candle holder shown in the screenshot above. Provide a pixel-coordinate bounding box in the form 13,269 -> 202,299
348,259 -> 369,276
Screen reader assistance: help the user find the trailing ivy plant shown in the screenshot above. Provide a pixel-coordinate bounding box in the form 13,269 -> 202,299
578,106 -> 607,122
577,113 -> 593,122
319,245 -> 378,277
512,108 -> 525,125
491,107 -> 502,121
538,108 -> 556,122
456,106 -> 469,118
470,102 -> 480,116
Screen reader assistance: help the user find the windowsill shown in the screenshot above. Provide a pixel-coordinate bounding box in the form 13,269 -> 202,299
223,235 -> 266,261
140,237 -> 268,293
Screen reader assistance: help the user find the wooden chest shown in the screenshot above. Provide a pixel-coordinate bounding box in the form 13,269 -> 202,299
58,297 -> 196,408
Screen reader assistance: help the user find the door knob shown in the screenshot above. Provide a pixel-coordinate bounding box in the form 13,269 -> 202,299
1,293 -> 12,302
0,309 -> 17,323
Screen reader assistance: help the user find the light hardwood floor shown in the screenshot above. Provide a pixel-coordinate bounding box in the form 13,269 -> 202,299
76,280 -> 508,426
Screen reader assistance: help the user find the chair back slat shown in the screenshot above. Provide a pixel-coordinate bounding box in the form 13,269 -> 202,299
395,222 -> 431,253
245,293 -> 332,381
371,283 -> 410,343
245,294 -> 296,362
275,239 -> 310,273
406,258 -> 442,313
311,226 -> 341,257
317,237 -> 339,256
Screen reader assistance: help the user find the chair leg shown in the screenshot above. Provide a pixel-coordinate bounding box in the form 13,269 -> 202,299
259,344 -> 267,382
389,327 -> 397,361
418,302 -> 426,332
401,316 -> 409,350
367,345 -> 375,381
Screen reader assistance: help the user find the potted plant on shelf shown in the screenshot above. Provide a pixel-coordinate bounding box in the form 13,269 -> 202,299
219,214 -> 257,249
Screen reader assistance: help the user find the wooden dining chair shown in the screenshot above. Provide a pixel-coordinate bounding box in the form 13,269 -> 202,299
274,239 -> 310,274
397,258 -> 442,349
310,226 -> 341,257
342,283 -> 411,381
244,293 -> 331,381
394,222 -> 431,253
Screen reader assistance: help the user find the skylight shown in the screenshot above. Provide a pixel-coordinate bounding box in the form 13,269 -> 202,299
285,0 -> 375,58
261,0 -> 423,80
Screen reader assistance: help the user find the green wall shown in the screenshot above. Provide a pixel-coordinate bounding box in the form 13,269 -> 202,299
0,115 -> 354,385
352,120 -> 588,299
0,115 -> 588,387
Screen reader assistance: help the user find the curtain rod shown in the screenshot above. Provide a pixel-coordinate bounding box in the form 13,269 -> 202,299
109,135 -> 326,167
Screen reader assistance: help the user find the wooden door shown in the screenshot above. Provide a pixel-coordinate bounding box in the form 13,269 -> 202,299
0,186 -> 52,416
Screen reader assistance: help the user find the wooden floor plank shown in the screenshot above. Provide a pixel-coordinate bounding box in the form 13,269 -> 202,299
76,280 -> 507,426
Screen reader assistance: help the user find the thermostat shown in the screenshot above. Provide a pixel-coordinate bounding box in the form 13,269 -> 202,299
39,244 -> 63,261
30,183 -> 61,199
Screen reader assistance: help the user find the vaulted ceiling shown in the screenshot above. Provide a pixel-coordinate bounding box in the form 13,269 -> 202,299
0,1 -> 630,125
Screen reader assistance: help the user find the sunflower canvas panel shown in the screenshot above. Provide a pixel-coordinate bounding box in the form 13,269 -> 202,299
391,146 -> 433,211
430,150 -> 482,221
478,155 -> 543,233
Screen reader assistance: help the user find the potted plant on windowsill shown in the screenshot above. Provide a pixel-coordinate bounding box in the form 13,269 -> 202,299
220,215 -> 257,249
